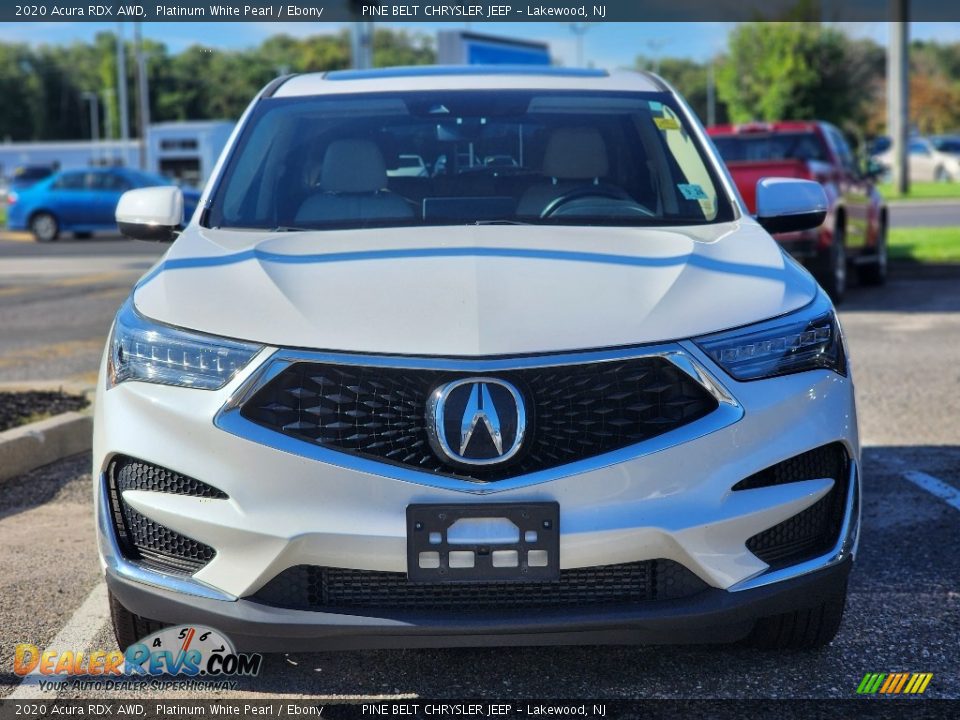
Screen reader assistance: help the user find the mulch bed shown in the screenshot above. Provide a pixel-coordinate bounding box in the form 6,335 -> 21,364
0,390 -> 89,433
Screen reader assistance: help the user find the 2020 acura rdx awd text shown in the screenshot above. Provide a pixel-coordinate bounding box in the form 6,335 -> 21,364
96,67 -> 860,652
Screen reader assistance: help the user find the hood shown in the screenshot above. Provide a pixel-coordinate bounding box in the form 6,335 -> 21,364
133,222 -> 817,356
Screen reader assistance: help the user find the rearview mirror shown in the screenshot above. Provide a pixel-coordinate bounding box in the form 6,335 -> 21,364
115,186 -> 183,242
755,178 -> 827,234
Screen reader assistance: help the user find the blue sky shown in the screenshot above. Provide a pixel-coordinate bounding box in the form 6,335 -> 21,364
0,21 -> 958,68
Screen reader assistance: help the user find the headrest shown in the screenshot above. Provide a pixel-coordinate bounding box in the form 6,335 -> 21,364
321,139 -> 387,193
542,128 -> 609,180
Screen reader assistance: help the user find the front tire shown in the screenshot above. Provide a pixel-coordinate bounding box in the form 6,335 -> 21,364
30,212 -> 59,243
109,590 -> 168,651
813,228 -> 847,304
746,580 -> 848,649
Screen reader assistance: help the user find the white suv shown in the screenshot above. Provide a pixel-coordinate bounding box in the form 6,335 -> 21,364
96,66 -> 859,652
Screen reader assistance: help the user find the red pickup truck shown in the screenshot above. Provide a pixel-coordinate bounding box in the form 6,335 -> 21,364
707,121 -> 888,302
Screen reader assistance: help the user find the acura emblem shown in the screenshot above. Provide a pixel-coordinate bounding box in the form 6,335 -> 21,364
426,377 -> 526,467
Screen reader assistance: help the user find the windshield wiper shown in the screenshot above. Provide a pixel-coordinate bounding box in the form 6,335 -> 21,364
471,219 -> 535,226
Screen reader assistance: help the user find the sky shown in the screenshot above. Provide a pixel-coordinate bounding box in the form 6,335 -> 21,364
0,21 -> 958,68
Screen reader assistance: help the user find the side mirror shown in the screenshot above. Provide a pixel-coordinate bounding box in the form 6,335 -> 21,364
863,158 -> 886,179
115,186 -> 183,242
755,178 -> 827,234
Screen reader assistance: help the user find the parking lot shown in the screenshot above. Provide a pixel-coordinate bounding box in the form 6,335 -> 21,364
0,235 -> 958,700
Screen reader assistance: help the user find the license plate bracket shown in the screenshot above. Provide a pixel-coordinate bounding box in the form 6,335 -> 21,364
406,502 -> 560,583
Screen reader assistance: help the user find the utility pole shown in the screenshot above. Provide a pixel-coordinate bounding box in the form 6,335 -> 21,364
569,23 -> 590,67
81,91 -> 100,164
351,22 -> 373,69
102,88 -> 115,162
888,1 -> 910,194
117,23 -> 130,149
706,60 -> 716,127
134,22 -> 150,171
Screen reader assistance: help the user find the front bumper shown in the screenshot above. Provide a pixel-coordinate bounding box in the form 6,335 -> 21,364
94,340 -> 861,647
105,555 -> 852,652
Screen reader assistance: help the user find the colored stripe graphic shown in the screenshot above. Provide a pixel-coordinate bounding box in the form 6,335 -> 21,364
858,672 -> 932,694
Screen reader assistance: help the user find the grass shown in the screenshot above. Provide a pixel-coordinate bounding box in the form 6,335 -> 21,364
878,182 -> 960,201
889,227 -> 960,263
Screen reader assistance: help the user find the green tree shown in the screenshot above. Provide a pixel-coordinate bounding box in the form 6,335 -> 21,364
717,23 -> 882,132
635,56 -> 728,126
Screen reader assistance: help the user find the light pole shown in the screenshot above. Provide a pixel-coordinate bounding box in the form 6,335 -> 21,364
81,91 -> 100,165
134,22 -> 150,171
888,1 -> 910,195
569,23 -> 591,67
117,23 -> 130,147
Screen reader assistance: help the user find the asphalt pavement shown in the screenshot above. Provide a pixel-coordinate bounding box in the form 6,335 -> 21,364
0,256 -> 958,701
887,200 -> 960,228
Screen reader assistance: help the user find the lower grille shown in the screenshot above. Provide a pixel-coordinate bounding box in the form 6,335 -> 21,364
107,457 -> 223,575
739,444 -> 849,569
249,560 -> 709,612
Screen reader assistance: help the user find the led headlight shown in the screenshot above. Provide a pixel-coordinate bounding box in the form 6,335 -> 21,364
107,297 -> 262,390
694,291 -> 846,381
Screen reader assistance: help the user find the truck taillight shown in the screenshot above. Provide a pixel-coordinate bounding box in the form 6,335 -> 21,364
6,192 -> 17,205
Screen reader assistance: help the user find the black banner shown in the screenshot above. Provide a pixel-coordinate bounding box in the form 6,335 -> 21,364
1,0 -> 957,23
0,699 -> 957,720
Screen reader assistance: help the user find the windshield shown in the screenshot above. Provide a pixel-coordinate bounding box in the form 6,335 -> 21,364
711,132 -> 828,164
206,90 -> 733,231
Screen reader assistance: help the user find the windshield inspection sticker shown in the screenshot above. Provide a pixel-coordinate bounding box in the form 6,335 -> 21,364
678,183 -> 709,200
654,116 -> 681,130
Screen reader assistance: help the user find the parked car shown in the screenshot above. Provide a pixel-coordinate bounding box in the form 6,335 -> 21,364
931,135 -> 960,156
98,67 -> 858,653
876,136 -> 960,182
8,164 -> 57,191
387,154 -> 429,178
708,121 -> 888,301
6,167 -> 200,242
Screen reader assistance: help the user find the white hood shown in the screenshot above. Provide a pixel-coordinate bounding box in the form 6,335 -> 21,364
133,222 -> 817,356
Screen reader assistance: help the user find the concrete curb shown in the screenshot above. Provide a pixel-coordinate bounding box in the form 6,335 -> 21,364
0,411 -> 93,485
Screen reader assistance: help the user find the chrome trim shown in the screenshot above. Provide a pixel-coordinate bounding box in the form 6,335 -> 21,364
214,344 -> 743,495
97,472 -> 236,602
728,460 -> 860,592
426,377 -> 527,467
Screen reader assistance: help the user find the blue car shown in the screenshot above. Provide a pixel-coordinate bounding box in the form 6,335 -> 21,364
6,167 -> 200,242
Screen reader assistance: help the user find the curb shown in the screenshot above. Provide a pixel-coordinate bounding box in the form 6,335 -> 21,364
0,411 -> 93,485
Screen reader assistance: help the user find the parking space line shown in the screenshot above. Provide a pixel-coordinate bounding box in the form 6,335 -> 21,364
9,582 -> 109,699
903,471 -> 960,512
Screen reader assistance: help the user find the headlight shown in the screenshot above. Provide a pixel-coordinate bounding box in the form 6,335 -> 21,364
694,291 -> 846,381
107,297 -> 262,390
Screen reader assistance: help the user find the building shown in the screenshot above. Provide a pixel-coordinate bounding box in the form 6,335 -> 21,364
0,120 -> 234,189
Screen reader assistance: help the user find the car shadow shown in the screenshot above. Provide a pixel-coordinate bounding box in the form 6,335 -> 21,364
842,263 -> 960,313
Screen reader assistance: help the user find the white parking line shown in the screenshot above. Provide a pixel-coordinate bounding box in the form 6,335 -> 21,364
904,471 -> 960,512
9,583 -> 109,699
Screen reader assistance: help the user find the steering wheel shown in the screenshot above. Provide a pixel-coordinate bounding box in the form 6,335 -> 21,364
540,185 -> 633,218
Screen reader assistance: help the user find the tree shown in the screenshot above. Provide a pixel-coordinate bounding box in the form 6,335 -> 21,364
716,23 -> 883,133
635,56 -> 728,126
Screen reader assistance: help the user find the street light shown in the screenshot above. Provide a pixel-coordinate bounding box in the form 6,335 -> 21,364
81,91 -> 100,165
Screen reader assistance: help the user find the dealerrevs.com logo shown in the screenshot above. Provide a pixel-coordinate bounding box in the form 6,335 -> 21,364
15,625 -> 262,685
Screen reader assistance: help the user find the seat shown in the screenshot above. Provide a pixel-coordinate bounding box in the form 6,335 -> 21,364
517,128 -> 610,217
295,140 -> 414,225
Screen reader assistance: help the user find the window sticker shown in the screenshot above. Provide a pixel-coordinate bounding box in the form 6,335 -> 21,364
678,183 -> 709,200
649,101 -> 663,112
654,116 -> 680,131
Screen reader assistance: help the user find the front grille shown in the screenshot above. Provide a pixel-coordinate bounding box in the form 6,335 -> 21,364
249,560 -> 709,612
738,444 -> 849,569
239,357 -> 718,482
107,457 -> 223,575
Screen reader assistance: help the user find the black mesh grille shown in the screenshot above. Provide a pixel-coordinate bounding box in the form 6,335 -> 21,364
239,358 -> 718,482
107,457 -> 223,575
738,444 -> 849,569
249,560 -> 709,611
